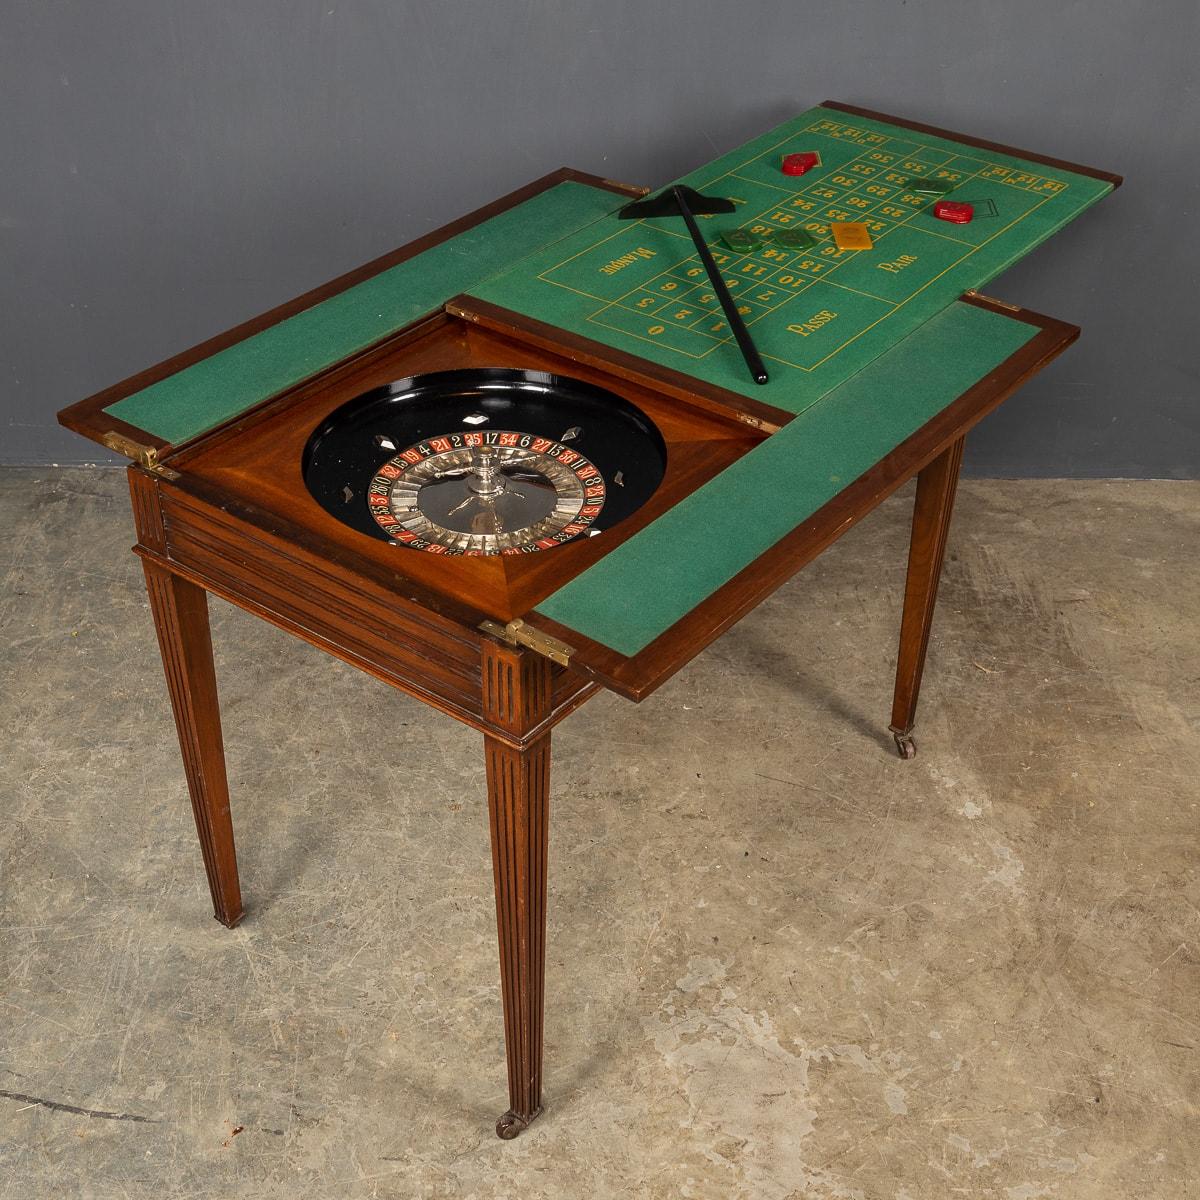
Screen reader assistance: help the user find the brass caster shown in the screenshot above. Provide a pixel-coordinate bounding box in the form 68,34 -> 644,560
891,729 -> 917,760
495,1107 -> 542,1140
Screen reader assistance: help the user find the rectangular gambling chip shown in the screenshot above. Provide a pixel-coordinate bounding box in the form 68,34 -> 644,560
830,221 -> 873,250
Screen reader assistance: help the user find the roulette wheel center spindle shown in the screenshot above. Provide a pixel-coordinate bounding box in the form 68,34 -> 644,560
465,447 -> 507,498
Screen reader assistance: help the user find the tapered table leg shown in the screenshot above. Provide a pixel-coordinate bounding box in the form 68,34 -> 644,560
889,435 -> 966,759
142,561 -> 243,926
482,640 -> 552,1139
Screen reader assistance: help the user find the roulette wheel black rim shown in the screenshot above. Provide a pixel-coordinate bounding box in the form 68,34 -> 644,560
302,368 -> 667,556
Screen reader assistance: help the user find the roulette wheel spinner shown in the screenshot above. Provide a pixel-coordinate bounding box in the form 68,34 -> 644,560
302,367 -> 667,556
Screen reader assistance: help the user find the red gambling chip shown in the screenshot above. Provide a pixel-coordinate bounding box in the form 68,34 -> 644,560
933,200 -> 974,224
782,152 -> 819,177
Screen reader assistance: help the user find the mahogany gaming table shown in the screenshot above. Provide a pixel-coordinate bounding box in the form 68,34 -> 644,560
58,103 -> 1120,1138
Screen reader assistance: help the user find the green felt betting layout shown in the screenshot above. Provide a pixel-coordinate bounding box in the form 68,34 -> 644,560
471,106 -> 1112,413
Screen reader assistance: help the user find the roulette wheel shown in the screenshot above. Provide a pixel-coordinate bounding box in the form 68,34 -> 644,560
302,367 -> 666,555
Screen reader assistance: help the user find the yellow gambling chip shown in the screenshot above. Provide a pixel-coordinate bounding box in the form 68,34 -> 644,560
830,222 -> 873,250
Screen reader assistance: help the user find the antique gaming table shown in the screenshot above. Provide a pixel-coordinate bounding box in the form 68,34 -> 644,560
58,103 -> 1119,1138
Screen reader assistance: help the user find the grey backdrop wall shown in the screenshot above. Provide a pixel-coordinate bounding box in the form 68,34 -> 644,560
5,1 -> 1197,474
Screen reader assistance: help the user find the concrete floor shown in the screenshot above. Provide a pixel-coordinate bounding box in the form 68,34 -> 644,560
1,468 -> 1197,1199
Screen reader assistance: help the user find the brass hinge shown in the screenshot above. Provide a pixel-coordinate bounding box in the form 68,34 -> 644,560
101,431 -> 180,479
479,617 -> 575,666
963,290 -> 1022,313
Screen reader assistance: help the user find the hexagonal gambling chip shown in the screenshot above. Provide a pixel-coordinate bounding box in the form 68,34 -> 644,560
774,228 -> 816,249
782,151 -> 820,177
933,200 -> 975,224
905,176 -> 956,195
722,228 -> 764,253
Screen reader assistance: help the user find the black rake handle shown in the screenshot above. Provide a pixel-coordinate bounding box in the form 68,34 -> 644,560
671,186 -> 769,386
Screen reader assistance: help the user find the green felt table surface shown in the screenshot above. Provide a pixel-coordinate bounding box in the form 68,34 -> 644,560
103,181 -> 625,444
471,105 -> 1110,415
533,300 -> 1039,656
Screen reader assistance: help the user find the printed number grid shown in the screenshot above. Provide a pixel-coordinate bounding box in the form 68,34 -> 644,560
544,119 -> 1068,370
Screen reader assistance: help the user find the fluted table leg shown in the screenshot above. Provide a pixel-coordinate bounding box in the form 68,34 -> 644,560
481,640 -> 552,1138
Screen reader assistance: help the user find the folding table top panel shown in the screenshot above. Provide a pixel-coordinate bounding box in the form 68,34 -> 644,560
470,104 -> 1112,413
530,298 -> 1043,657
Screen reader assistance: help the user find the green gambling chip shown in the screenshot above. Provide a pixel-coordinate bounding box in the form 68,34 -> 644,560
905,177 -> 955,195
773,228 -> 816,250
721,229 -> 763,253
